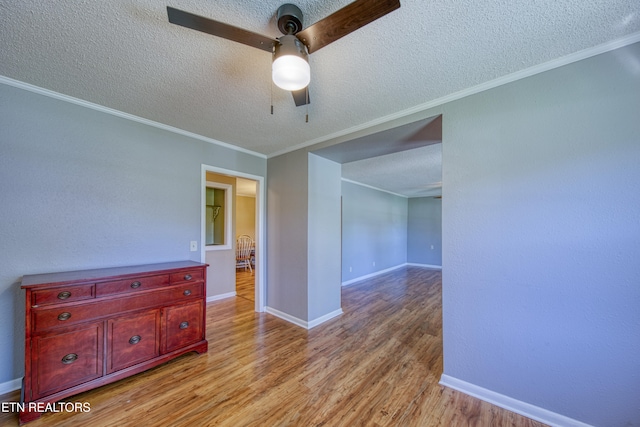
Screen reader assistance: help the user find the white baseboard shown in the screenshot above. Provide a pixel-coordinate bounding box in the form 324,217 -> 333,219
206,291 -> 236,303
439,374 -> 593,427
407,262 -> 442,270
342,264 -> 406,287
308,308 -> 343,329
0,378 -> 21,395
265,306 -> 308,328
265,306 -> 343,329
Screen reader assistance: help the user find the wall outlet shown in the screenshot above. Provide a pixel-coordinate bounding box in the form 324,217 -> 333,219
373,261 -> 376,267
431,245 -> 434,250
190,241 -> 198,252
349,267 -> 352,272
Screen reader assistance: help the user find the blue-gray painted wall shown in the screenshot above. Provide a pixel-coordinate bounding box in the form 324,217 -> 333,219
266,149 -> 309,321
266,151 -> 343,323
407,197 -> 442,266
441,43 -> 640,426
341,181 -> 408,282
341,186 -> 443,281
308,154 -> 342,320
0,83 -> 266,385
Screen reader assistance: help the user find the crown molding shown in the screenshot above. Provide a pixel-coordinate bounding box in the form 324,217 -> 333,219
268,31 -> 640,159
341,178 -> 408,198
4,31 -> 639,161
0,75 -> 267,160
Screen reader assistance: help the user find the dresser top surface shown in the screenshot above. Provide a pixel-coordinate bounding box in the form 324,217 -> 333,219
21,261 -> 208,288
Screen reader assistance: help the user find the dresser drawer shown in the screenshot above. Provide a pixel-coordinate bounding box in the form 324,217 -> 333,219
32,284 -> 95,306
96,274 -> 169,297
163,300 -> 204,353
32,322 -> 104,399
33,283 -> 203,332
170,269 -> 203,284
108,310 -> 160,373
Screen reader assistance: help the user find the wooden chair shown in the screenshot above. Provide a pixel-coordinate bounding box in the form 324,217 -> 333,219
236,235 -> 253,273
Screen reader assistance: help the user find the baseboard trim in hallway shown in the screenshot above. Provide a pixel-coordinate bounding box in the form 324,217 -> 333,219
439,374 -> 593,427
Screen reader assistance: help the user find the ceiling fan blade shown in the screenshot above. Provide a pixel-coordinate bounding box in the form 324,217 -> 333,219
296,0 -> 400,54
292,88 -> 310,107
167,6 -> 276,53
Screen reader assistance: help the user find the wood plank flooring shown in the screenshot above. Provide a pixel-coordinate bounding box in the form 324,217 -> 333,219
0,267 -> 547,426
236,269 -> 254,302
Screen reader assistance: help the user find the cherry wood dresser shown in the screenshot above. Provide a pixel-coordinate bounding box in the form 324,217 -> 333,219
20,261 -> 208,424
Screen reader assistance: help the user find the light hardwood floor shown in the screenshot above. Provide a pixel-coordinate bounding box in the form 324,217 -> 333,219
236,269 -> 254,302
0,267 -> 546,426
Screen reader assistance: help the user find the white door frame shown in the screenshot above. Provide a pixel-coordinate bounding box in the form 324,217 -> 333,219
201,164 -> 266,312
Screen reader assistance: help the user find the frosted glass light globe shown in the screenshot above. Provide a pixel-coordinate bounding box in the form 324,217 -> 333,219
272,54 -> 310,91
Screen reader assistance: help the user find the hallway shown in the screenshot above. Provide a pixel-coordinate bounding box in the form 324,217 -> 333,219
235,269 -> 254,302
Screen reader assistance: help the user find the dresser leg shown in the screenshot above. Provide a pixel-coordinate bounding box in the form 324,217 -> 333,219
19,407 -> 43,425
193,340 -> 208,354
19,377 -> 43,424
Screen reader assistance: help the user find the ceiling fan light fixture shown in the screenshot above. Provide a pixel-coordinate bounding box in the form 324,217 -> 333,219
272,35 -> 310,91
168,0 -> 401,106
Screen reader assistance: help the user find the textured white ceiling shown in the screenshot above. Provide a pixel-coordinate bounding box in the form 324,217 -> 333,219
2,0 -> 639,156
314,115 -> 442,197
343,143 -> 442,197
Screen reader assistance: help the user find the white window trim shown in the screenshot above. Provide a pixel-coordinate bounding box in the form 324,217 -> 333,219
205,181 -> 233,251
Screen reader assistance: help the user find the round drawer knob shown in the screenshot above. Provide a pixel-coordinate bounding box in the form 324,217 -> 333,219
130,281 -> 142,289
179,321 -> 189,330
58,312 -> 71,321
184,274 -> 192,281
183,289 -> 192,296
129,335 -> 142,345
57,291 -> 72,300
61,353 -> 78,364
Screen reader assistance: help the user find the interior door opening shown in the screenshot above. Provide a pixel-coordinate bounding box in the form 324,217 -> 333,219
201,166 -> 265,312
234,177 -> 257,303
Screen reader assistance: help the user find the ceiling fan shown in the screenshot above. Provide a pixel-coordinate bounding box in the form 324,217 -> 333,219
167,0 -> 401,108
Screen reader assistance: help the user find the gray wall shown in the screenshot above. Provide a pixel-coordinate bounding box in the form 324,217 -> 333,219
407,197 -> 442,266
308,154 -> 342,320
441,43 -> 640,425
341,180 -> 408,283
205,173 -> 237,297
266,152 -> 343,323
266,149 -> 309,321
0,83 -> 266,385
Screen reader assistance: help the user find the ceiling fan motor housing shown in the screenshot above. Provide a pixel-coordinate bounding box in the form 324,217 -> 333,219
274,34 -> 309,61
277,3 -> 304,35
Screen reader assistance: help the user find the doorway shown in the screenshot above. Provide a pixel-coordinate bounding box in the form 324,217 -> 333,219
201,165 -> 265,312
235,177 -> 257,302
